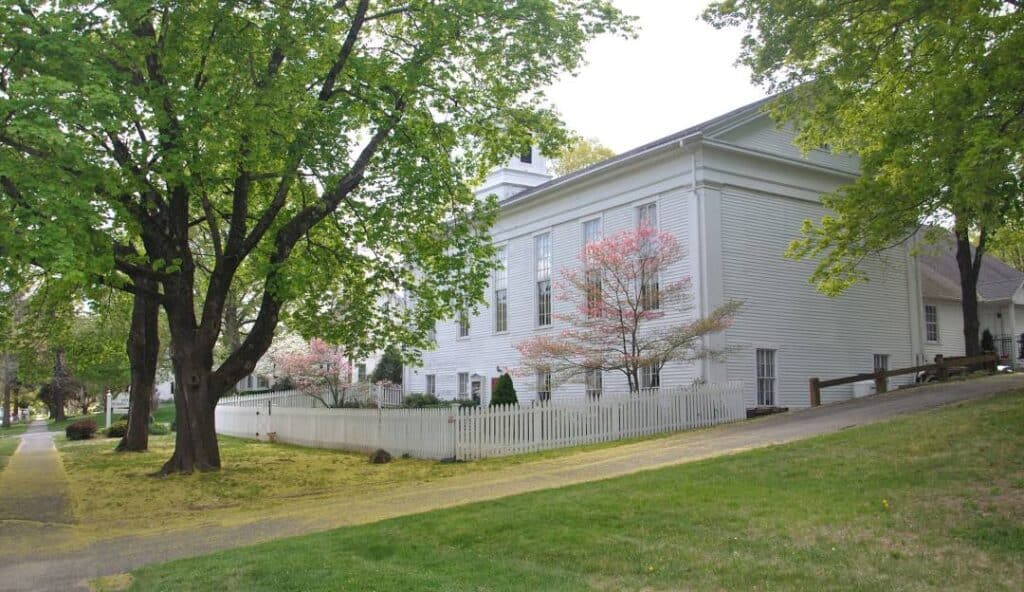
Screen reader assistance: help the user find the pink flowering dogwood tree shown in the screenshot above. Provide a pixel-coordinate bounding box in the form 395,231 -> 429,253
271,338 -> 351,408
516,225 -> 741,393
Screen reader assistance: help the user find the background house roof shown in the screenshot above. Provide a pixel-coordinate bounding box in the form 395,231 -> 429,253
918,236 -> 1024,302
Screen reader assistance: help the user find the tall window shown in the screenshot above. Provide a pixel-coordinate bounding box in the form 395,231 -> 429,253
582,219 -> 602,317
535,233 -> 551,326
458,310 -> 470,338
924,304 -> 939,342
357,363 -> 367,382
585,368 -> 602,400
636,203 -> 659,311
457,372 -> 469,398
494,245 -> 508,332
536,370 -> 551,402
640,365 -> 660,390
425,374 -> 436,395
637,202 -> 658,229
427,323 -> 437,343
520,148 -> 533,164
873,354 -> 889,372
756,349 -> 776,406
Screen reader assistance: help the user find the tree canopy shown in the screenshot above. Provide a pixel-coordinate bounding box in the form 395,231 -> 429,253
550,136 -> 616,177
704,0 -> 1024,355
0,1 -> 633,472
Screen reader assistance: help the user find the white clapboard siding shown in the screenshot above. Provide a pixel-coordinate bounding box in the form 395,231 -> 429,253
453,382 -> 745,461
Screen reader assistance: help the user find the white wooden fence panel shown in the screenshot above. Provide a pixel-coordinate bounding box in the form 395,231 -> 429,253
453,382 -> 745,460
215,405 -> 456,460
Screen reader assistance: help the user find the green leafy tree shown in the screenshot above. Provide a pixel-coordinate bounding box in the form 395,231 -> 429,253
370,345 -> 403,385
551,137 -> 616,177
987,222 -> 1024,272
0,1 -> 632,473
490,373 -> 517,406
704,0 -> 1024,356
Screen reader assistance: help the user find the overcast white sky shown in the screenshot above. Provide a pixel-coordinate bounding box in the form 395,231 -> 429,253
546,1 -> 766,152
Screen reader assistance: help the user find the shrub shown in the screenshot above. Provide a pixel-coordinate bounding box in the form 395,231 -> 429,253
149,422 -> 170,435
368,449 -> 392,464
104,420 -> 129,438
66,419 -> 97,441
458,398 -> 479,409
490,373 -> 517,406
403,393 -> 443,408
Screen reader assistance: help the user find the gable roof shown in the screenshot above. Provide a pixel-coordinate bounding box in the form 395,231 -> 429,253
918,237 -> 1024,302
499,94 -> 778,208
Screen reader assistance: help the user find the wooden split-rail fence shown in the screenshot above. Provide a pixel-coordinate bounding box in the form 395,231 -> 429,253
808,353 -> 998,407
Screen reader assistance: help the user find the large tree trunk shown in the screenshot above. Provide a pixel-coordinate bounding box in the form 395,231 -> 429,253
118,283 -> 160,452
51,349 -> 67,422
954,228 -> 984,357
1,353 -> 14,428
158,353 -> 221,474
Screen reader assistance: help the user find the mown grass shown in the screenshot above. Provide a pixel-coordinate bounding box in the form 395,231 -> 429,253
59,431 -> 510,536
0,437 -> 20,472
124,391 -> 1024,591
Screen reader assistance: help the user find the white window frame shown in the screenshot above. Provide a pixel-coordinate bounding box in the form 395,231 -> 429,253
636,202 -> 660,311
873,354 -> 889,372
640,365 -> 661,390
356,363 -> 367,383
581,217 -> 602,249
535,232 -> 552,327
494,244 -> 509,333
425,374 -> 436,396
585,368 -> 602,400
636,201 -> 659,230
536,370 -> 551,402
924,304 -> 939,343
582,218 -> 603,317
457,310 -> 470,339
457,372 -> 469,398
756,348 -> 777,406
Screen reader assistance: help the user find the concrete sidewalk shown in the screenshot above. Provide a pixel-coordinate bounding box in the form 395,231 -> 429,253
0,420 -> 72,525
2,375 -> 1023,591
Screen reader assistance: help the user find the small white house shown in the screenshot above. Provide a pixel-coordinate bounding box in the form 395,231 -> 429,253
404,98 -> 925,409
916,238 -> 1024,367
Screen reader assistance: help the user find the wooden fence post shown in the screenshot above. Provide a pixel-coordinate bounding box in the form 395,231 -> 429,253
809,378 -> 821,407
874,369 -> 888,394
935,354 -> 947,381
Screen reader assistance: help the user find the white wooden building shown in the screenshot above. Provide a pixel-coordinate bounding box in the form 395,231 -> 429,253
916,238 -> 1024,367
404,98 -> 929,409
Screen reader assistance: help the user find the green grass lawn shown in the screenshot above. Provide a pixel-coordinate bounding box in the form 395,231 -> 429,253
123,391 -> 1024,592
0,437 -> 20,472
0,421 -> 29,438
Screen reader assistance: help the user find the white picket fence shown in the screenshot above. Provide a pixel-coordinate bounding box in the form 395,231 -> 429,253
215,382 -> 745,461
216,405 -> 455,459
454,382 -> 745,460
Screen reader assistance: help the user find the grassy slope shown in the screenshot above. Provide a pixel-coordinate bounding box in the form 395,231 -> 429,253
127,392 -> 1024,592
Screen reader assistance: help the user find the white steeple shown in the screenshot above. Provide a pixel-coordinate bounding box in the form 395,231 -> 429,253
473,147 -> 552,201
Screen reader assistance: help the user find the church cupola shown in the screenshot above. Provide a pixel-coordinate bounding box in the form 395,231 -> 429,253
473,146 -> 552,201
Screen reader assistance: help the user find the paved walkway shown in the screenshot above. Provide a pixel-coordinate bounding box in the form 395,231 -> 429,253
0,420 -> 72,525
1,375 -> 1023,591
